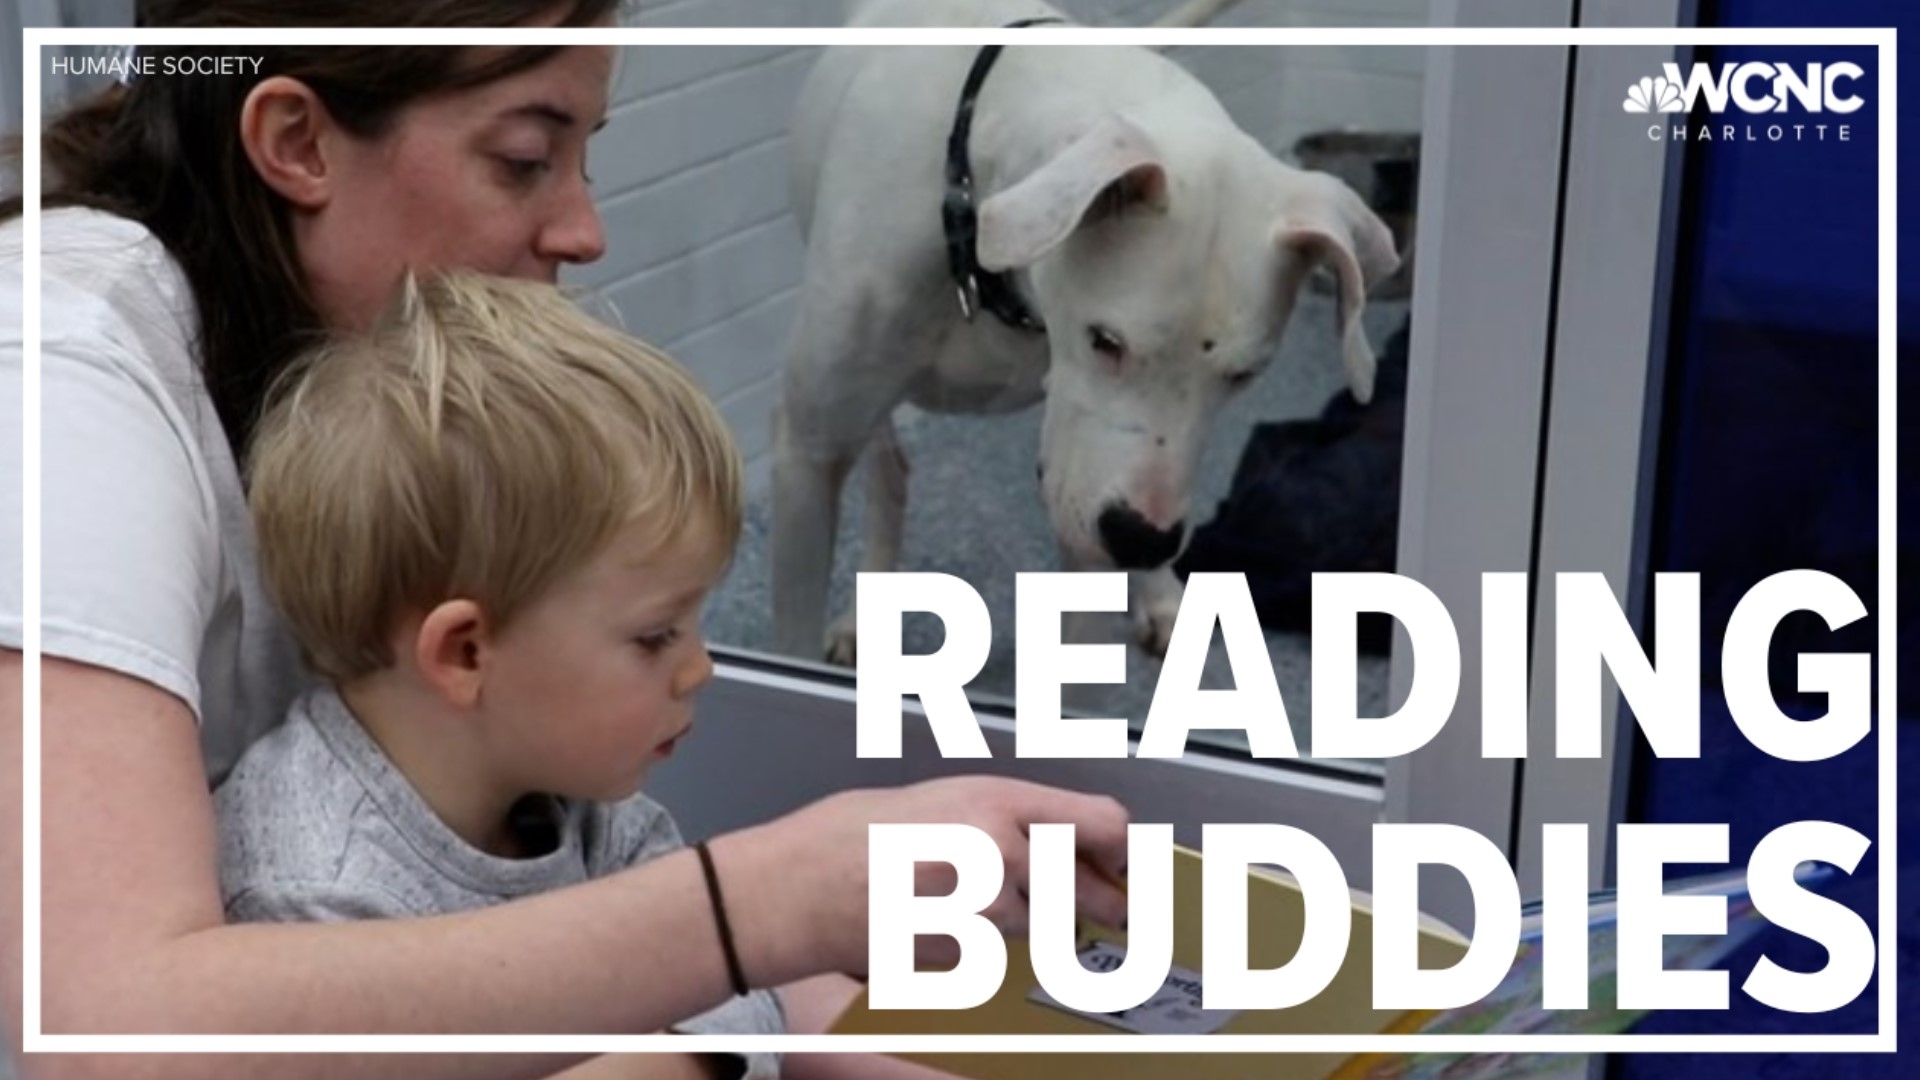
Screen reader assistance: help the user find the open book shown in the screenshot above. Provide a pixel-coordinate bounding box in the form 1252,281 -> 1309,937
831,844 -> 1799,1080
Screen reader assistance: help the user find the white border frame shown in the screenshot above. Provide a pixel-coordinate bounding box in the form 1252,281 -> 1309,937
20,23 -> 1895,1057
1510,8 -> 1899,1053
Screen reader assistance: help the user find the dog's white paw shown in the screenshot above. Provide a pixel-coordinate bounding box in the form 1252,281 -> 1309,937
824,613 -> 859,667
1133,603 -> 1179,657
1131,568 -> 1185,658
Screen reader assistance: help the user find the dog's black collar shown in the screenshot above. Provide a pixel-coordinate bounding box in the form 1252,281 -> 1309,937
942,17 -> 1063,335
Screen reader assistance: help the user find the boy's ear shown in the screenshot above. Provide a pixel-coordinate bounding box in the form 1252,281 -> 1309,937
414,599 -> 490,709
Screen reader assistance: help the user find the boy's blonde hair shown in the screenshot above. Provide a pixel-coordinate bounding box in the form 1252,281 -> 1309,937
248,271 -> 743,682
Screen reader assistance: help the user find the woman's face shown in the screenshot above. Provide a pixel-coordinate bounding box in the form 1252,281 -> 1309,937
296,43 -> 615,329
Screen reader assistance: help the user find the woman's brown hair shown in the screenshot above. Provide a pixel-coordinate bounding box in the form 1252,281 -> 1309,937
4,0 -> 625,457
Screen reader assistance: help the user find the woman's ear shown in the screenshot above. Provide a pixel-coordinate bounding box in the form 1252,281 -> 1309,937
414,599 -> 491,709
238,75 -> 337,210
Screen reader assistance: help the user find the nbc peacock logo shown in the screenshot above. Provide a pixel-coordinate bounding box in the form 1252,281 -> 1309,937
1623,75 -> 1684,113
1632,61 -> 1864,144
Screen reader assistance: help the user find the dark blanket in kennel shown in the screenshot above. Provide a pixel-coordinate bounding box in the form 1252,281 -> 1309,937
1176,320 -> 1411,656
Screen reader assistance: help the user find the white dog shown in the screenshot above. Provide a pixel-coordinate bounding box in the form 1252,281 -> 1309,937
773,0 -> 1399,663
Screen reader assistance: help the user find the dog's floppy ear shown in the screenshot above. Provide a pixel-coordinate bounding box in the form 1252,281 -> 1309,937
977,116 -> 1168,271
1274,171 -> 1401,404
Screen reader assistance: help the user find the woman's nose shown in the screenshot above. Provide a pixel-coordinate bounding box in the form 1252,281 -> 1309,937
541,178 -> 607,266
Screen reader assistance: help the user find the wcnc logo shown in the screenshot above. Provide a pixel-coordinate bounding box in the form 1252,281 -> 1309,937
1630,61 -> 1864,144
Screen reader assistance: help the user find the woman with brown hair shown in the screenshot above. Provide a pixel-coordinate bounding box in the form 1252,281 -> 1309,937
0,5 -> 1131,1078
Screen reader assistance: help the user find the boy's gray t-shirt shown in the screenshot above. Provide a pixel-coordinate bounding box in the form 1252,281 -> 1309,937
216,687 -> 783,1077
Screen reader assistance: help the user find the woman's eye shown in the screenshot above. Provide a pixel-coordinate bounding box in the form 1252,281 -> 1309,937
635,627 -> 681,655
498,156 -> 553,185
1088,325 -> 1127,363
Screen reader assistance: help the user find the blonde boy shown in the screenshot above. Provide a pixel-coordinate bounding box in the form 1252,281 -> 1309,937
216,272 -> 779,1079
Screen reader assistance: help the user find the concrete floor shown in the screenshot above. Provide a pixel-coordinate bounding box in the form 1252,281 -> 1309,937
705,290 -> 1408,767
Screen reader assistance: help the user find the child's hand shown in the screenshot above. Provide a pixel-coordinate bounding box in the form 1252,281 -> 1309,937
720,777 -> 1131,980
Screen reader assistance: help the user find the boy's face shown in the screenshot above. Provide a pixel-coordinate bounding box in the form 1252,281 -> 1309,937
476,517 -> 728,803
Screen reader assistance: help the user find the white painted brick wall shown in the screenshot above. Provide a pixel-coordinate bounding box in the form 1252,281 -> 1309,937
566,0 -> 1430,492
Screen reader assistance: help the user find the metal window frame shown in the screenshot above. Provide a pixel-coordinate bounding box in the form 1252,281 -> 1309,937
1512,0 -> 1690,901
1381,0 -> 1577,930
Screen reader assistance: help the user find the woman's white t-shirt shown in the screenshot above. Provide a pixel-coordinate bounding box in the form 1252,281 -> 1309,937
1,206 -> 309,784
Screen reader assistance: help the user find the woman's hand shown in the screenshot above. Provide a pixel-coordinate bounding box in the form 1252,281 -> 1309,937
715,777 -> 1131,981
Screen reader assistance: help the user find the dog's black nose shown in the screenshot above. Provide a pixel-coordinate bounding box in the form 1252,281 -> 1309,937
1097,503 -> 1186,569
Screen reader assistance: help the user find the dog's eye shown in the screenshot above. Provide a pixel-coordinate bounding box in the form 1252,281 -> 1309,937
1088,326 -> 1127,362
1225,369 -> 1257,391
